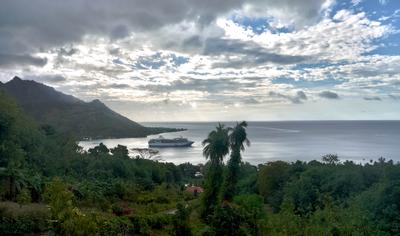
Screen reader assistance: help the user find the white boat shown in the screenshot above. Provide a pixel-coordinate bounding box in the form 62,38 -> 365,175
148,136 -> 194,147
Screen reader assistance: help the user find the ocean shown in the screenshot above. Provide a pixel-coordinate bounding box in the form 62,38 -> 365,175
79,121 -> 400,165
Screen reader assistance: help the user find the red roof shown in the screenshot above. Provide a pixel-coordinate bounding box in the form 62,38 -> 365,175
186,186 -> 204,193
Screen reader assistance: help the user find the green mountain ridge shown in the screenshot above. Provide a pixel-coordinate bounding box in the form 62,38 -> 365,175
1,76 -> 180,139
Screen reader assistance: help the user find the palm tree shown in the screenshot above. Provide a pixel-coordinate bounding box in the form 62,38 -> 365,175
201,123 -> 229,220
223,121 -> 250,201
202,123 -> 230,162
26,173 -> 43,202
0,159 -> 26,201
0,143 -> 26,201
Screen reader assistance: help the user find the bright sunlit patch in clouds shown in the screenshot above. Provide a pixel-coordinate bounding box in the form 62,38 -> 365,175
0,0 -> 400,121
190,102 -> 198,109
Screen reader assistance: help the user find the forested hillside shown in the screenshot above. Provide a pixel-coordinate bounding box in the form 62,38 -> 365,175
2,77 -> 180,139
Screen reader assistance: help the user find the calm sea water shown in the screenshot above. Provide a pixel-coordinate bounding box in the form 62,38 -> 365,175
79,121 -> 400,165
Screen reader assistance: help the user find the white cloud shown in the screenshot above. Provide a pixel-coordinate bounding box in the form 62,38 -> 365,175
224,10 -> 392,62
351,0 -> 363,6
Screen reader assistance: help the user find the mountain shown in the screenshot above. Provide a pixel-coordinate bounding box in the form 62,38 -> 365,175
1,76 -> 180,139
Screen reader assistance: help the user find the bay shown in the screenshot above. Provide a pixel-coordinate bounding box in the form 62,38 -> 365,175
79,121 -> 400,165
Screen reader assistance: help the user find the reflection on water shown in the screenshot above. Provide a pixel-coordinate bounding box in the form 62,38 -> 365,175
79,121 -> 400,165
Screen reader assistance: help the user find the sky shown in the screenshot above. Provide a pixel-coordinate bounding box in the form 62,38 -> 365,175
0,0 -> 399,121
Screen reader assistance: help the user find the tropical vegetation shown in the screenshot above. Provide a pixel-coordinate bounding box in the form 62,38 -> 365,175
1,89 -> 400,235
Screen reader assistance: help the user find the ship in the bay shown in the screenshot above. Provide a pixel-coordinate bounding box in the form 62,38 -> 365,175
148,136 -> 194,148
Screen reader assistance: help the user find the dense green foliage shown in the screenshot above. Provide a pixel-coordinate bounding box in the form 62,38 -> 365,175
0,90 -> 198,235
258,158 -> 400,235
1,89 -> 400,235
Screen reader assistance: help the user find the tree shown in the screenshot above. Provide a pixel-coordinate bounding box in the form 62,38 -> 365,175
0,142 -> 26,201
88,143 -> 109,156
210,202 -> 251,236
110,145 -> 129,159
201,123 -> 229,220
258,161 -> 292,211
223,121 -> 250,201
26,173 -> 43,202
322,154 -> 340,165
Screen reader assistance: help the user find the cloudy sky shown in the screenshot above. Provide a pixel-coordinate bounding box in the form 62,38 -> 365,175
0,0 -> 399,121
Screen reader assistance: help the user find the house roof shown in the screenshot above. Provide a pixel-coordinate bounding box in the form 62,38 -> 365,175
186,186 -> 204,193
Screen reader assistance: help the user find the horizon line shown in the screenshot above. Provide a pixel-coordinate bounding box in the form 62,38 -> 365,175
139,119 -> 400,123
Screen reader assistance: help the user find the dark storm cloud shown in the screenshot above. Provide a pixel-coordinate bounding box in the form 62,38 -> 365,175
110,25 -> 130,39
0,54 -> 47,68
0,0 -> 242,55
269,90 -> 308,104
0,0 -> 330,56
204,38 -> 310,68
363,96 -> 382,101
319,91 -> 339,99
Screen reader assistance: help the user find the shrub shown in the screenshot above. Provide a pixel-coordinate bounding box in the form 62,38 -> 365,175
0,202 -> 49,234
45,178 -> 98,235
98,215 -> 134,236
173,202 -> 192,236
129,213 -> 173,234
16,188 -> 31,206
